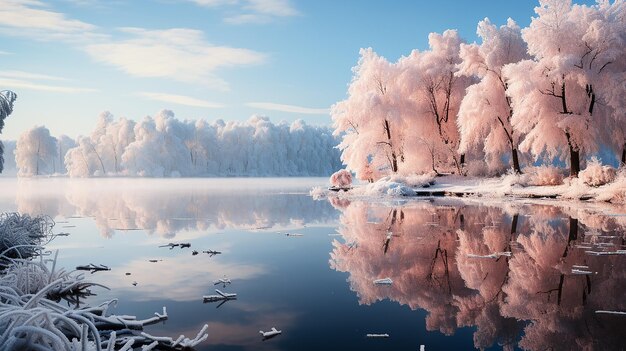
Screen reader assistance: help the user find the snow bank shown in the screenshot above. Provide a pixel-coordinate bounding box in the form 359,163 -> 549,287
311,173 -> 436,199
313,170 -> 626,204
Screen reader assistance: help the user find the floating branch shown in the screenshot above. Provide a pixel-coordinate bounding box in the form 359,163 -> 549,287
202,250 -> 222,257
595,310 -> 626,315
148,259 -> 162,263
285,233 -> 304,237
373,278 -> 393,285
158,242 -> 191,250
213,277 -> 232,287
467,251 -> 512,259
76,263 -> 110,273
571,268 -> 594,275
585,250 -> 626,256
203,289 -> 237,303
366,334 -> 390,338
259,327 -> 281,340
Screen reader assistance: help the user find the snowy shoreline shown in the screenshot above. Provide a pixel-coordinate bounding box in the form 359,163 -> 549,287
313,173 -> 626,204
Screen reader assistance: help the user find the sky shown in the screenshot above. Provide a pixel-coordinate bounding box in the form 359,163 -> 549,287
0,0 -> 596,140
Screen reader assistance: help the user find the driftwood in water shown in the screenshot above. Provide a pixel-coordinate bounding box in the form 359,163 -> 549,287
76,263 -> 110,273
260,327 -> 281,340
159,242 -> 191,249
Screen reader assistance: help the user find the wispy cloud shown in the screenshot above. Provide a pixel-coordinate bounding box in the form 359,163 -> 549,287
0,70 -> 69,81
0,1 -> 270,89
0,0 -> 101,42
0,77 -> 97,93
85,28 -> 266,89
137,91 -> 225,108
0,51 -> 12,55
189,0 -> 299,24
247,102 -> 330,115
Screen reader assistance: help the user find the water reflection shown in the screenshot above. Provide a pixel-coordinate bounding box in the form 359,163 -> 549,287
330,199 -> 626,350
0,178 -> 337,238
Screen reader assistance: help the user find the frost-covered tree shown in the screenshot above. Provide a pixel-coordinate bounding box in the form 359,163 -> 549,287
332,48 -> 406,180
55,135 -> 76,174
15,125 -> 58,176
64,136 -> 100,177
504,0 -> 625,177
399,30 -> 474,174
0,90 -> 17,173
457,18 -> 529,174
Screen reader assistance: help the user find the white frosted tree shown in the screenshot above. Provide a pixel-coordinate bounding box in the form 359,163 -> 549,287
15,125 -> 58,176
0,90 -> 17,173
64,136 -> 105,177
457,18 -> 529,174
56,135 -> 76,174
122,110 -> 192,177
504,0 -> 625,176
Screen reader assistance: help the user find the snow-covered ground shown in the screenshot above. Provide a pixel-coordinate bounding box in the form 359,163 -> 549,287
312,172 -> 626,204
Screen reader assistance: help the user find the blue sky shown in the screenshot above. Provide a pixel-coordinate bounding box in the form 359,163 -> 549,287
0,0 -> 594,140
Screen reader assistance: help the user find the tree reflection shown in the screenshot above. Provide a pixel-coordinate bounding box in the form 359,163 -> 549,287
5,179 -> 338,238
330,200 -> 626,350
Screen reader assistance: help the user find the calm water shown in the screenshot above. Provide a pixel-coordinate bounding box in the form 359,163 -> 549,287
1,178 -> 625,350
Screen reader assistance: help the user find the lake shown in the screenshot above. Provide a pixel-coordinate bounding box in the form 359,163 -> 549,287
1,178 -> 625,350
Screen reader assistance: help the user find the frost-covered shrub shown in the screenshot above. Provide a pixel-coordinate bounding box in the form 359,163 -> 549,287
525,165 -> 564,186
330,169 -> 352,187
579,157 -> 616,187
0,213 -> 55,260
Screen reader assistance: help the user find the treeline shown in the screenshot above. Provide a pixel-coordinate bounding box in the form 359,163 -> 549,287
8,110 -> 342,177
332,0 -> 625,181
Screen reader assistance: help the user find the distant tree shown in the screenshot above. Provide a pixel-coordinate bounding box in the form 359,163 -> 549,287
504,0 -> 625,177
0,90 -> 17,173
457,18 -> 529,174
15,125 -> 58,176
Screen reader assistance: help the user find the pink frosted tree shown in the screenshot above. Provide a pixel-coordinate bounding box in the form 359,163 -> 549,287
332,48 -> 406,180
504,0 -> 625,177
397,30 -> 473,174
457,18 -> 529,174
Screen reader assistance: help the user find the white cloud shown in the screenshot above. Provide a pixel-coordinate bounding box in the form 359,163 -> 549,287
85,28 -> 266,89
0,0 -> 101,42
0,77 -> 97,93
137,91 -> 225,108
0,51 -> 12,55
189,0 -> 299,24
246,102 -> 330,115
245,0 -> 299,17
224,13 -> 272,25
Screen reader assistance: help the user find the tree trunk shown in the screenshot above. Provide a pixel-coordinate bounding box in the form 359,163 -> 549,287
565,132 -> 580,177
569,145 -> 580,177
384,119 -> 398,173
510,214 -> 519,237
621,143 -> 626,167
511,148 -> 521,174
